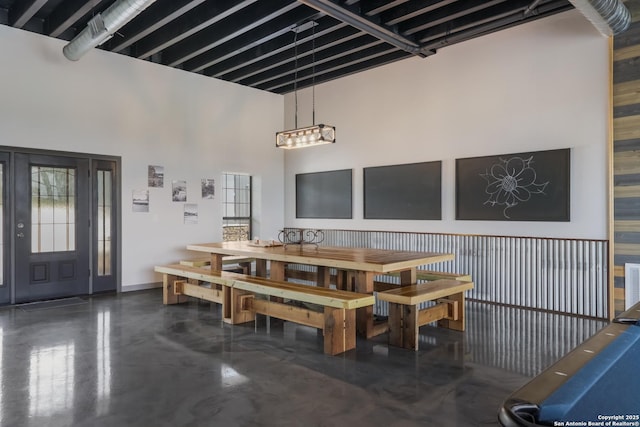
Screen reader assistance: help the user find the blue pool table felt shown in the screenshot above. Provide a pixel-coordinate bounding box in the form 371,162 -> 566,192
539,324 -> 640,423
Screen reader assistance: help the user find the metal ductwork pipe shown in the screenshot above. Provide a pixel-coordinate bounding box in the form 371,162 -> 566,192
63,0 -> 156,61
569,0 -> 631,36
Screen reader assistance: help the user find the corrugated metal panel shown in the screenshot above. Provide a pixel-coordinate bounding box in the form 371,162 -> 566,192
462,301 -> 606,376
285,228 -> 609,318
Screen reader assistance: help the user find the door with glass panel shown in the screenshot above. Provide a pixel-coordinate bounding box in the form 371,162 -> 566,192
14,153 -> 90,302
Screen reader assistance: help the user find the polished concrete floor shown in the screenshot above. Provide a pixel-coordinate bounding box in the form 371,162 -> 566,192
0,290 -> 608,427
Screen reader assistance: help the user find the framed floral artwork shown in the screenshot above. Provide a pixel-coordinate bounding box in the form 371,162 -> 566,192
455,149 -> 570,221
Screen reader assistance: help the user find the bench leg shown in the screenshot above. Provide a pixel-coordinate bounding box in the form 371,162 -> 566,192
222,286 -> 231,321
229,289 -> 254,325
323,307 -> 356,355
438,292 -> 465,331
388,302 -> 419,351
221,287 -> 253,324
163,274 -> 188,305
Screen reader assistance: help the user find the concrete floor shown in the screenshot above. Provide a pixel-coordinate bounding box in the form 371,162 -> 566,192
0,290 -> 607,427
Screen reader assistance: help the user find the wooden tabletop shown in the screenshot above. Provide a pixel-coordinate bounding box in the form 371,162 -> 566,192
187,241 -> 453,273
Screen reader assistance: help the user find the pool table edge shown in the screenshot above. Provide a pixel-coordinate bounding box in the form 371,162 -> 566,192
498,314 -> 639,426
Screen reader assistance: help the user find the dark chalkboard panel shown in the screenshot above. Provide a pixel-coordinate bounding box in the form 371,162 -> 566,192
456,148 -> 570,221
364,161 -> 441,220
296,169 -> 352,219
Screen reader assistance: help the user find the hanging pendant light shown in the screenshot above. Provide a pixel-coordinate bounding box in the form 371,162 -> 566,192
276,21 -> 336,149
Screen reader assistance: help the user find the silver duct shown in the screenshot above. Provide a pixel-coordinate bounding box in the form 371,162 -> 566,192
569,0 -> 631,36
63,0 -> 157,61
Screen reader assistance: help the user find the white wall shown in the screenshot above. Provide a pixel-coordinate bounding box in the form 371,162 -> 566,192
284,10 -> 609,240
0,25 -> 285,289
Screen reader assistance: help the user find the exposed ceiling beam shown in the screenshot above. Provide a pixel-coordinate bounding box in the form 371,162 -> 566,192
362,0 -> 410,17
211,23 -> 353,81
132,0 -> 256,60
10,0 -> 47,28
199,17 -> 341,78
298,0 -> 434,57
109,0 -> 206,52
265,49 -> 410,94
415,0 -> 535,44
420,0 -> 573,50
48,0 -> 100,37
401,0 -> 509,36
258,43 -> 399,91
247,38 -> 384,88
163,1 -> 301,67
184,9 -> 324,73
381,0 -> 458,26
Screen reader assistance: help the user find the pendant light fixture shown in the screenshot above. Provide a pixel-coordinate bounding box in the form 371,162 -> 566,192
276,21 -> 336,149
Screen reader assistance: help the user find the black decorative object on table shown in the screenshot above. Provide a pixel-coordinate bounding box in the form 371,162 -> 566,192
278,228 -> 325,249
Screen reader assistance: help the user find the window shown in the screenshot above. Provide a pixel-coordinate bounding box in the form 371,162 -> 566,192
222,173 -> 251,242
96,170 -> 112,276
31,166 -> 76,253
0,163 -> 3,285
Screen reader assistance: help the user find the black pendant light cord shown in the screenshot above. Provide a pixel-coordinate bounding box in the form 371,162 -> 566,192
312,22 -> 315,126
293,28 -> 298,129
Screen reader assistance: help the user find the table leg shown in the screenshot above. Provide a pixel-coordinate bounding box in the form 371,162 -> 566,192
344,271 -> 355,292
354,270 -> 375,338
210,254 -> 223,272
335,270 -> 346,290
255,259 -> 268,277
317,266 -> 331,288
400,268 -> 417,285
269,260 -> 285,281
239,261 -> 252,275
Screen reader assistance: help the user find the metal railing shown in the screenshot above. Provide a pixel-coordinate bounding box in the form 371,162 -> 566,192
284,228 -> 609,318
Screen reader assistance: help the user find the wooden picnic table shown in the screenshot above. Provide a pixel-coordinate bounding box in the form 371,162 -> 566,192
187,241 -> 454,338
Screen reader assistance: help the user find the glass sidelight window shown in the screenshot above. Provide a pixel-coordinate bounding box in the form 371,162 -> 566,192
96,170 -> 112,276
31,166 -> 76,253
222,173 -> 251,241
0,163 -> 3,285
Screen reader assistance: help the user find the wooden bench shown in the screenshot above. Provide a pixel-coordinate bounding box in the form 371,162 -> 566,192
154,264 -> 375,355
375,270 -> 472,292
376,279 -> 474,351
283,266 -> 471,291
179,255 -> 254,274
154,263 -> 251,324
229,273 -> 375,355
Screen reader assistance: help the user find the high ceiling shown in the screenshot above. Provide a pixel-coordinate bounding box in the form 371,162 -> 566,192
0,0 -> 574,94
